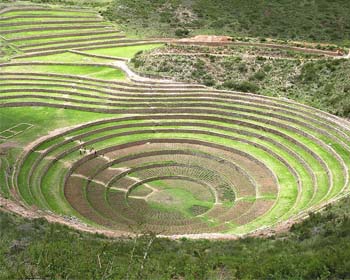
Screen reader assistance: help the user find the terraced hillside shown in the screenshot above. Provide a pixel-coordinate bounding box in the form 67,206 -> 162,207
0,5 -> 161,59
0,4 -> 350,237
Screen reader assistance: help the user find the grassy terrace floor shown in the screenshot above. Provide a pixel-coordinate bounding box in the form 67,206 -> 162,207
0,5 -> 122,56
0,4 -> 349,237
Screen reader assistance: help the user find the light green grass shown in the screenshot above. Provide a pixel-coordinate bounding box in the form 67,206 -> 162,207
147,180 -> 214,218
13,32 -> 122,47
0,64 -> 126,80
0,17 -> 100,23
3,28 -> 116,40
0,22 -> 110,32
1,10 -> 96,18
16,52 -> 117,63
84,44 -> 164,58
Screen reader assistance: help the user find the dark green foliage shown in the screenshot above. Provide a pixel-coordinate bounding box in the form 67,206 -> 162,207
105,0 -> 350,45
1,197 -> 350,279
130,52 -> 145,68
299,62 -> 319,83
238,63 -> 248,73
203,74 -> 215,86
251,70 -> 266,81
175,28 -> 190,37
222,80 -> 259,93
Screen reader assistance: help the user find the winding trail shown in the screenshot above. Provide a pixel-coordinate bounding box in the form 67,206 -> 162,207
113,60 -> 177,84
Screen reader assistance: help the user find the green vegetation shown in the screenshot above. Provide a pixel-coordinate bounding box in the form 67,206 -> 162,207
0,38 -> 17,62
146,179 -> 214,218
14,0 -> 112,8
0,107 -> 109,144
1,63 -> 126,80
1,196 -> 350,279
1,2 -> 350,278
16,51 -> 117,63
131,44 -> 350,117
104,0 -> 350,45
84,44 -> 164,58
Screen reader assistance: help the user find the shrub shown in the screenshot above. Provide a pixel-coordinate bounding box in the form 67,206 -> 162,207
263,64 -> 272,72
251,70 -> 266,81
299,63 -> 319,82
238,63 -> 248,73
130,57 -> 144,68
175,28 -> 190,37
222,80 -> 259,93
203,75 -> 215,86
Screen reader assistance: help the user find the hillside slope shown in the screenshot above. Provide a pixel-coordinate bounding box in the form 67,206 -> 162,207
1,196 -> 350,279
131,44 -> 350,117
104,0 -> 350,45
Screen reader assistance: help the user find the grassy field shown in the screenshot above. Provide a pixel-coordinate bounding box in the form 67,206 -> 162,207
84,43 -> 164,58
145,179 -> 215,218
1,63 -> 126,79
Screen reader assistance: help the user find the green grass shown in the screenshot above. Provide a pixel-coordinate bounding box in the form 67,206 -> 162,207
129,184 -> 153,196
0,17 -> 100,23
1,10 -> 96,18
0,22 -> 110,32
84,44 -> 164,58
40,161 -> 72,213
146,180 -> 214,218
3,28 -> 116,40
0,107 -> 111,145
12,32 -> 122,47
20,37 -> 125,52
0,64 -> 126,80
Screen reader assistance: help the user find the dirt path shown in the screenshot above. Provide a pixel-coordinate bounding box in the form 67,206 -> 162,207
174,36 -> 347,58
113,60 -> 177,84
148,51 -> 324,61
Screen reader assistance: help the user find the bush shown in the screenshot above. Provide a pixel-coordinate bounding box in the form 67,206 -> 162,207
222,80 -> 259,93
299,63 -> 319,82
203,75 -> 215,86
175,28 -> 190,37
251,70 -> 266,81
238,63 -> 248,73
130,57 -> 144,68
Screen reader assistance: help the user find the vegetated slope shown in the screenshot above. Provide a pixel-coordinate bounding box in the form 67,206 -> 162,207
104,0 -> 350,45
1,196 -> 350,279
131,44 -> 350,117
